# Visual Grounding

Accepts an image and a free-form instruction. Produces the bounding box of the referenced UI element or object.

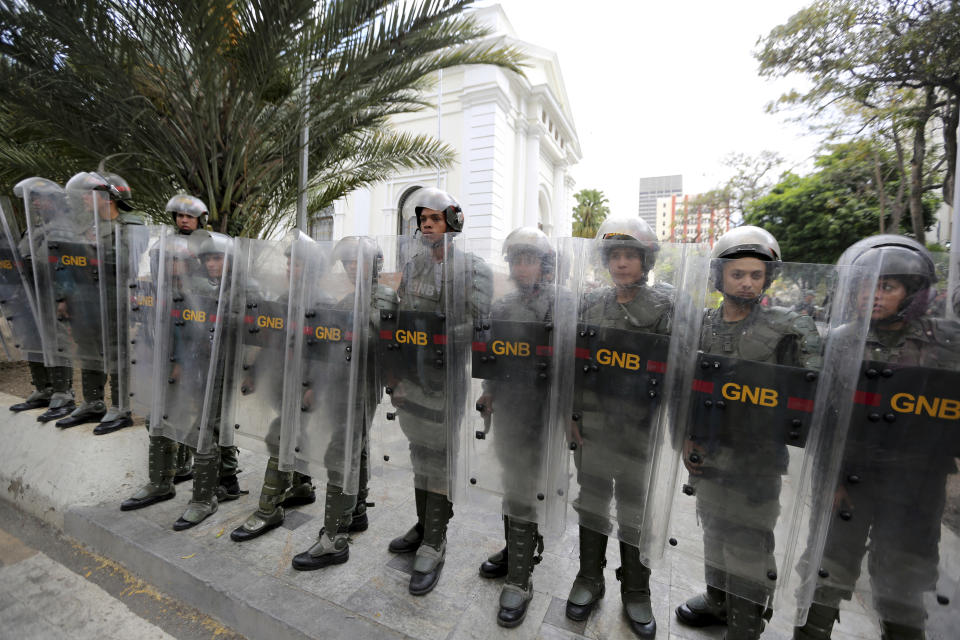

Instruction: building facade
[638,175,682,230]
[322,5,581,259]
[656,194,730,247]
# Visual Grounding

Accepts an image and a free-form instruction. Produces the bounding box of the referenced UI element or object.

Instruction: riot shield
[282,234,371,495]
[17,178,71,368]
[565,241,698,556]
[373,234,488,500]
[0,196,45,364]
[455,234,574,535]
[150,230,231,453]
[34,177,110,371]
[662,259,873,618]
[118,224,165,419]
[220,236,293,459]
[793,248,960,633]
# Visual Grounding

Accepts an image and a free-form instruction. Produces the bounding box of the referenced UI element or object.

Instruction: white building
[322,4,581,257]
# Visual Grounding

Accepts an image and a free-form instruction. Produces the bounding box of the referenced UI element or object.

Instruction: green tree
[571,188,609,238]
[756,0,960,245]
[744,140,935,264]
[0,0,523,237]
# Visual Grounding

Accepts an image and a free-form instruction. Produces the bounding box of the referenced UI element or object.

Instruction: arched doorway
[396,185,423,236]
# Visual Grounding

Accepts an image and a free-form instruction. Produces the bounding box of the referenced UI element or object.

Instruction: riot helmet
[710,226,781,299]
[594,217,659,285]
[14,177,64,223]
[333,235,383,279]
[100,172,134,211]
[65,171,126,219]
[503,226,555,288]
[408,187,464,233]
[196,232,230,281]
[838,234,937,325]
[165,194,208,231]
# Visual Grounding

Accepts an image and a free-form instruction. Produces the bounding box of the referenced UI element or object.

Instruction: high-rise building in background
[656,194,730,247]
[638,175,682,228]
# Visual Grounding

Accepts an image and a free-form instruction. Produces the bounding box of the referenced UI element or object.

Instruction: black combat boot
[479,516,510,579]
[56,369,106,428]
[348,439,371,532]
[565,526,608,621]
[11,363,51,411]
[409,491,452,595]
[497,518,543,628]
[724,595,766,640]
[793,601,839,639]
[121,436,177,510]
[676,584,728,627]
[617,541,655,638]
[173,445,194,483]
[879,620,925,640]
[388,487,427,553]
[36,366,74,422]
[292,484,355,571]
[231,456,290,541]
[174,448,220,530]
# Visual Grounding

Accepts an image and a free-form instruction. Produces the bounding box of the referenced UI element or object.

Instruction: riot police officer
[54,172,145,433]
[794,236,960,640]
[291,236,398,570]
[230,234,321,542]
[172,232,242,530]
[121,195,214,511]
[472,226,571,626]
[560,218,670,638]
[9,178,75,420]
[675,226,822,640]
[385,187,492,596]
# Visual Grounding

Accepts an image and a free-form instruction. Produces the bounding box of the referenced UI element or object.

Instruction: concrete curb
[64,504,405,640]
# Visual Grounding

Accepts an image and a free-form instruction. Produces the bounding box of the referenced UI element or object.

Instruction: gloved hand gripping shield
[118,224,166,418]
[220,235,296,458]
[457,232,575,535]
[374,234,489,499]
[661,257,874,621]
[0,195,46,364]
[149,230,231,453]
[281,233,371,494]
[790,242,960,632]
[566,238,697,557]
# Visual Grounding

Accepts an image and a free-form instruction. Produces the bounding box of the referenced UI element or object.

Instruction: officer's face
[287,257,304,281]
[419,208,448,240]
[203,253,224,279]
[342,259,358,284]
[607,247,645,286]
[869,277,908,321]
[509,252,542,289]
[721,257,766,299]
[176,212,199,233]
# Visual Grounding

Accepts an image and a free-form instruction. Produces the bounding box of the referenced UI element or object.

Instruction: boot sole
[120,491,175,511]
[291,550,349,571]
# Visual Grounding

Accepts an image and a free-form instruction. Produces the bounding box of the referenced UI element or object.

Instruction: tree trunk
[909,87,936,244]
[942,91,959,211]
[889,123,907,234]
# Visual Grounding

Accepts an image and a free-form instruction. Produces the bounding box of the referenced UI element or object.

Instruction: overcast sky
[478,0,820,215]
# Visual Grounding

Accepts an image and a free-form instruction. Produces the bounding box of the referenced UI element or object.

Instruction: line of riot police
[2,179,958,640]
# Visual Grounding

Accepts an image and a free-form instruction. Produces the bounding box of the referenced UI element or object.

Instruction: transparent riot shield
[150,230,231,453]
[37,179,109,370]
[793,250,960,634]
[0,196,45,364]
[565,241,697,556]
[662,259,873,619]
[18,178,71,367]
[373,234,488,500]
[220,236,293,459]
[118,224,165,419]
[283,234,371,495]
[456,234,574,535]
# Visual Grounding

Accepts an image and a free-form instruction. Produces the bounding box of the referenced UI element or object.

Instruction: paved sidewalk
[1,390,954,639]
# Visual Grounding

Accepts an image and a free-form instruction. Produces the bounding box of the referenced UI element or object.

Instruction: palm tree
[571,188,610,238]
[0,0,523,237]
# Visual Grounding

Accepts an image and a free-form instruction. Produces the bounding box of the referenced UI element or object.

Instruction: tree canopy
[571,188,609,238]
[756,0,960,244]
[0,0,523,237]
[744,140,936,264]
